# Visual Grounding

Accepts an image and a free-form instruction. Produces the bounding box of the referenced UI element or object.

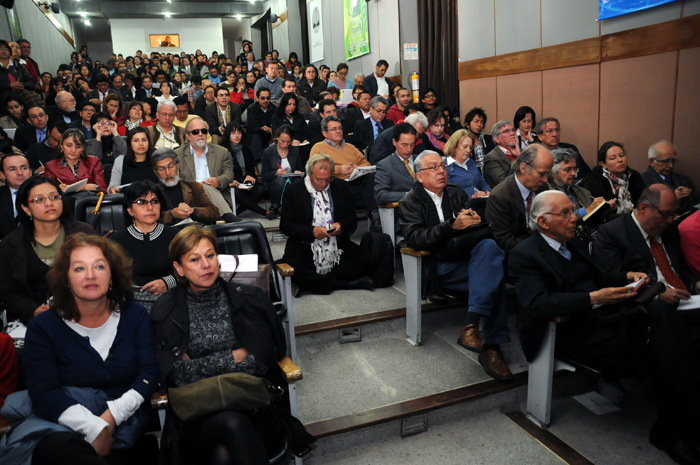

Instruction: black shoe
[650,424,700,465]
[222,213,242,223]
[347,276,374,290]
[265,209,279,220]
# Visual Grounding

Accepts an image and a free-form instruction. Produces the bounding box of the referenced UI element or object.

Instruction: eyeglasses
[312,176,332,185]
[418,163,447,172]
[652,158,679,165]
[189,128,208,135]
[217,93,229,98]
[544,208,575,219]
[498,128,515,135]
[28,194,62,204]
[373,108,387,114]
[528,165,551,178]
[424,94,436,99]
[133,198,160,206]
[543,128,560,134]
[560,167,579,174]
[648,203,675,219]
[258,96,270,100]
[325,126,343,132]
[155,162,178,173]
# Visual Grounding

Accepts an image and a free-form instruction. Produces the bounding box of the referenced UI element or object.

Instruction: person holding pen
[261,125,303,218]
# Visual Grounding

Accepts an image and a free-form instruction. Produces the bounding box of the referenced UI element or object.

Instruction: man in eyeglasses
[483,120,521,188]
[485,144,553,253]
[204,86,242,140]
[152,148,229,225]
[548,148,609,224]
[175,117,235,210]
[642,140,700,215]
[535,117,591,178]
[593,184,700,463]
[398,150,512,381]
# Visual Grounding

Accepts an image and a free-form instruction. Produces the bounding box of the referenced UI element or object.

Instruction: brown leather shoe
[479,348,513,381]
[457,324,482,353]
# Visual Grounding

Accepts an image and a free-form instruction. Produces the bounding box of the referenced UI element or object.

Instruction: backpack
[360,231,395,288]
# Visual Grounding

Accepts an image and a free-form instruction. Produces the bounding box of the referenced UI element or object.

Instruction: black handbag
[442,222,494,260]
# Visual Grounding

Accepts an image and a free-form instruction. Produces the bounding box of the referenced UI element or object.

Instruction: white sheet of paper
[236,254,259,272]
[8,323,27,339]
[173,217,194,227]
[677,295,700,311]
[218,254,239,272]
[573,391,621,415]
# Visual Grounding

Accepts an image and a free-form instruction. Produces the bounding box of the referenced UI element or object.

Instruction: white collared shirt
[191,144,210,182]
[424,187,445,222]
[375,74,389,96]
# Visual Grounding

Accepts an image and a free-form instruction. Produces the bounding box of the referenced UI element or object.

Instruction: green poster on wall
[343,0,370,60]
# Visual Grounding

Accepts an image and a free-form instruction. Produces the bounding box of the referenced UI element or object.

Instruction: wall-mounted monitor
[149,34,180,48]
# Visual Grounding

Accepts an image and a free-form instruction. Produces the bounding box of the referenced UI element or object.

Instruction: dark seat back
[74,194,129,235]
[206,221,282,302]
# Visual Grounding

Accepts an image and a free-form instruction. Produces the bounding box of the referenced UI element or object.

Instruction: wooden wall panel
[542,65,601,168]
[495,72,542,130]
[599,52,677,172]
[459,78,497,127]
[673,47,700,183]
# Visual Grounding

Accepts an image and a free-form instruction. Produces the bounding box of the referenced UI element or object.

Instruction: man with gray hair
[483,120,521,188]
[146,100,186,149]
[642,140,700,214]
[280,153,374,294]
[46,91,79,124]
[548,148,609,226]
[310,115,380,230]
[485,144,553,253]
[151,148,224,225]
[349,95,394,153]
[398,150,512,380]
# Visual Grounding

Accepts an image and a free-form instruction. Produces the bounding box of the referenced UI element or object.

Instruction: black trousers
[32,432,157,465]
[346,173,377,216]
[284,241,369,294]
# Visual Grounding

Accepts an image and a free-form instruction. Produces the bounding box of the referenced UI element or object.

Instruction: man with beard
[46,91,79,124]
[152,148,223,225]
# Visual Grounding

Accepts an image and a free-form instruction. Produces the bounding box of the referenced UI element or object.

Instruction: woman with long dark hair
[0,176,94,324]
[108,127,158,192]
[270,93,308,145]
[513,105,537,149]
[261,125,304,216]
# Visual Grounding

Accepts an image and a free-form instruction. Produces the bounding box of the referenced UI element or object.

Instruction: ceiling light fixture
[235,14,242,20]
[164,12,171,18]
[79,11,86,17]
[84,19,90,25]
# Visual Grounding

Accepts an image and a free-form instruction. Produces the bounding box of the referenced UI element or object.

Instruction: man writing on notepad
[310,115,380,231]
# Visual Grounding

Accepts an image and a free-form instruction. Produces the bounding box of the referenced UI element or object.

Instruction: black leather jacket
[398,183,470,255]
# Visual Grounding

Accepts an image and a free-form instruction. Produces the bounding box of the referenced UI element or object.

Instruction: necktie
[404,158,415,178]
[374,122,381,140]
[526,191,533,228]
[37,129,46,143]
[648,237,687,291]
[558,243,571,261]
[11,190,17,218]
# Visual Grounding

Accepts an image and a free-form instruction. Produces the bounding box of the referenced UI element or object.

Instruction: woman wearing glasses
[110,181,179,299]
[581,141,644,215]
[0,176,94,324]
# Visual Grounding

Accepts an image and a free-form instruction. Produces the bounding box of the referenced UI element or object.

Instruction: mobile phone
[630,277,648,293]
[326,228,336,234]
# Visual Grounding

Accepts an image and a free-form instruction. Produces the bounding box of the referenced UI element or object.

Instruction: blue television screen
[599,0,678,20]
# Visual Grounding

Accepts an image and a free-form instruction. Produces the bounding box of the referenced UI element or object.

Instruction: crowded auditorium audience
[0,37,698,465]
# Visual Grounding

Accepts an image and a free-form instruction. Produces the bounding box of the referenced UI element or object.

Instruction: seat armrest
[278,356,303,382]
[400,247,430,258]
[276,263,295,277]
[379,202,399,209]
[0,416,11,435]
[552,316,569,323]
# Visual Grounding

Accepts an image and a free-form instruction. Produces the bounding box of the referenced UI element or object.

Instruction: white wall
[110,18,224,57]
[0,1,76,73]
[313,0,400,79]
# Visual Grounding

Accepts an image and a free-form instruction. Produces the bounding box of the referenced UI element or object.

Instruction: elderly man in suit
[591,184,700,464]
[483,120,521,188]
[146,100,186,150]
[174,116,236,214]
[280,153,373,295]
[398,151,512,380]
[485,144,553,254]
[374,123,417,206]
[642,140,700,215]
[509,190,700,465]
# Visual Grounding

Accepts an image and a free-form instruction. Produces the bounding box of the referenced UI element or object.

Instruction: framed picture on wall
[149,34,180,48]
